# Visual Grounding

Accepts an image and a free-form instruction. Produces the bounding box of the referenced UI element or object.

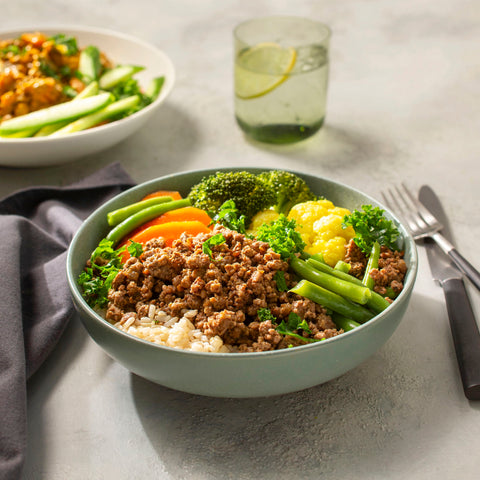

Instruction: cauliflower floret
[247,209,280,236]
[288,200,355,266]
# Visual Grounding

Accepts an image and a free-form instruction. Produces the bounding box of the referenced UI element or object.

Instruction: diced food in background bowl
[0,26,175,167]
[0,31,164,137]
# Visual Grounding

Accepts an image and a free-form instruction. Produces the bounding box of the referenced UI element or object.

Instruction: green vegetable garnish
[274,270,288,292]
[50,34,79,55]
[108,77,151,115]
[257,308,277,323]
[202,233,226,258]
[78,238,142,308]
[256,215,306,260]
[126,240,144,258]
[342,205,400,254]
[213,199,248,235]
[39,59,59,79]
[276,312,320,343]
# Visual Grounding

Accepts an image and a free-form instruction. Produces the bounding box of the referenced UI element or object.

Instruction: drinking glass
[234,16,331,144]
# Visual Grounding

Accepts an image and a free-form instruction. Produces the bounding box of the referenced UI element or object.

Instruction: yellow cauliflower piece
[288,200,355,266]
[247,209,280,236]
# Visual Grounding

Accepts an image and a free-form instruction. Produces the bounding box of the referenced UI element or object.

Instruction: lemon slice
[235,42,297,99]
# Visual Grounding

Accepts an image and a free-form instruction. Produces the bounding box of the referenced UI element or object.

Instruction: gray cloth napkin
[0,163,135,480]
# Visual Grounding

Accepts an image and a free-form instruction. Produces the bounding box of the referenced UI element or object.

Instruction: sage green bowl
[66,167,418,398]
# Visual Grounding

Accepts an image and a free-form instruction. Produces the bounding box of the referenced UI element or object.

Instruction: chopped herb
[108,77,151,115]
[276,312,321,343]
[50,33,79,55]
[256,215,306,260]
[213,199,248,235]
[257,308,277,323]
[202,233,226,258]
[78,238,128,308]
[62,85,78,98]
[39,59,59,79]
[127,240,144,258]
[342,205,400,254]
[274,270,288,292]
[59,65,72,77]
[1,45,22,55]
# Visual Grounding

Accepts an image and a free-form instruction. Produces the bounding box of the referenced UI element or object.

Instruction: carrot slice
[119,206,212,244]
[141,190,182,201]
[119,220,211,262]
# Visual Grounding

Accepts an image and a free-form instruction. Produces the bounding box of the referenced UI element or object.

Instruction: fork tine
[381,185,426,239]
[394,184,431,231]
[400,183,442,228]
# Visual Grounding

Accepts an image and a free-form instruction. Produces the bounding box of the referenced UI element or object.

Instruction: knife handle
[448,249,480,291]
[443,277,480,400]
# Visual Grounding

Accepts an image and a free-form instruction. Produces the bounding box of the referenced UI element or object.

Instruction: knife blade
[419,185,480,400]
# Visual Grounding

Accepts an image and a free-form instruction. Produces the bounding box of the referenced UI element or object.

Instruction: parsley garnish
[202,233,226,258]
[256,215,306,260]
[342,205,400,254]
[256,309,322,344]
[50,34,79,55]
[78,238,142,308]
[257,308,277,322]
[276,312,321,343]
[212,199,248,235]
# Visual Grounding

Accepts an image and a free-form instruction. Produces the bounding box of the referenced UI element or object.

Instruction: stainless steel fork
[382,183,480,291]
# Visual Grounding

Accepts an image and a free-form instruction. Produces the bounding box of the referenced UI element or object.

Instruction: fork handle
[443,277,480,400]
[448,249,480,291]
[432,232,480,291]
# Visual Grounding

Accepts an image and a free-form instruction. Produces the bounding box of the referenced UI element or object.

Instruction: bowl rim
[0,24,175,143]
[67,166,418,359]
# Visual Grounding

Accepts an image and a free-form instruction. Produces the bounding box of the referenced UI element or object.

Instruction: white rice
[113,307,232,353]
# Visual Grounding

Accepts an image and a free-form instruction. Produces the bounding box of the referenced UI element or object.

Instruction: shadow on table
[130,291,470,479]
[241,123,389,173]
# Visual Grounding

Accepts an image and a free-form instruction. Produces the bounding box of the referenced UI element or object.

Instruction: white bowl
[0,25,175,168]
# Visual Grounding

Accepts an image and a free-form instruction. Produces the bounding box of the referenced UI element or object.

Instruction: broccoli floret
[188,171,276,224]
[258,170,317,215]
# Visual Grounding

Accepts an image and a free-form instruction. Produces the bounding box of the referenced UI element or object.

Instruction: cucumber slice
[34,82,100,137]
[99,65,144,90]
[0,92,112,134]
[51,95,140,136]
[78,46,101,82]
[0,128,37,138]
[145,76,165,101]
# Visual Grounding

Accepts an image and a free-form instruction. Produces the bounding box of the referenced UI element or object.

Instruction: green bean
[307,258,364,286]
[334,260,351,273]
[290,257,371,305]
[290,280,375,324]
[331,313,361,332]
[307,257,389,313]
[363,241,380,290]
[107,196,173,226]
[106,198,191,245]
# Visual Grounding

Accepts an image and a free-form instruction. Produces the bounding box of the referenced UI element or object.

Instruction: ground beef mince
[344,239,367,278]
[344,239,407,300]
[369,246,407,298]
[105,225,340,352]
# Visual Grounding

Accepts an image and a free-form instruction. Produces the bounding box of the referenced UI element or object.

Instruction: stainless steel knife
[419,185,480,400]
